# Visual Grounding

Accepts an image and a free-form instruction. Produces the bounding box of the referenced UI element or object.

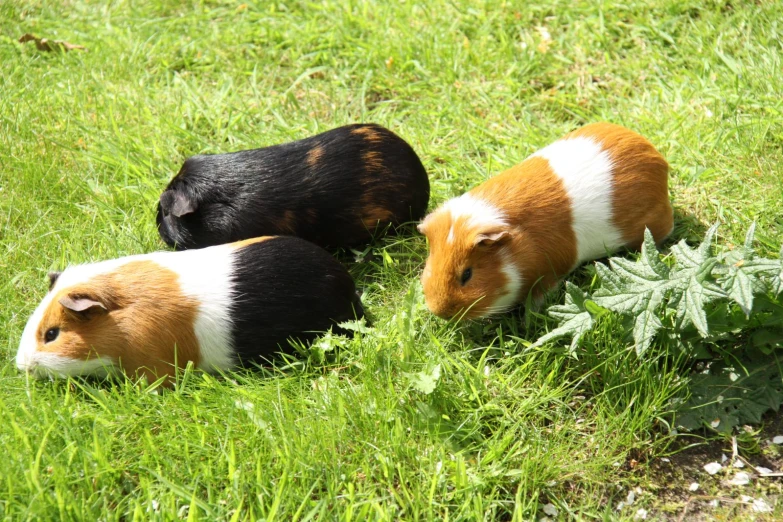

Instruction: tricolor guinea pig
[157,123,430,250]
[16,236,363,382]
[418,122,673,319]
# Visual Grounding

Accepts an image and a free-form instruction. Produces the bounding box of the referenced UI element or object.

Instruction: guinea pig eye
[460,268,473,286]
[44,327,60,343]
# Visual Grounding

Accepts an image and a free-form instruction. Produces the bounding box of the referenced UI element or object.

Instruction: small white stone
[733,459,745,468]
[688,482,699,492]
[729,372,739,382]
[704,462,722,475]
[543,504,558,517]
[740,495,753,503]
[711,418,721,428]
[756,466,774,474]
[661,457,670,463]
[728,471,751,486]
[615,501,625,512]
[772,435,783,444]
[634,508,648,520]
[752,498,773,513]
[626,490,635,505]
[716,395,724,403]
[709,499,720,507]
[721,453,728,463]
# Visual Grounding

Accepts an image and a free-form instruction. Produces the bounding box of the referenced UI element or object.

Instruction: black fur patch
[228,236,364,363]
[157,124,430,250]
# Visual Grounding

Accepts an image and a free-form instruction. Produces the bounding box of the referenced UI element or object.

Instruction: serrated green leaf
[698,222,719,258]
[633,310,663,356]
[642,227,670,279]
[725,267,754,316]
[594,262,622,293]
[338,318,372,334]
[531,282,594,352]
[744,221,757,251]
[677,358,783,433]
[409,364,441,395]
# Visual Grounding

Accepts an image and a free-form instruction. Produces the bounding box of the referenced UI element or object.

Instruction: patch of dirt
[647,412,783,520]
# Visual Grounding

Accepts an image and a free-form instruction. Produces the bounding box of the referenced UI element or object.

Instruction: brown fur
[351,126,382,142]
[231,236,274,249]
[568,122,672,247]
[306,145,324,167]
[362,150,385,173]
[361,207,395,230]
[35,260,200,382]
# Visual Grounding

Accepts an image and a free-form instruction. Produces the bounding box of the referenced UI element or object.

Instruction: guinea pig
[157,123,430,250]
[418,122,673,320]
[16,236,364,382]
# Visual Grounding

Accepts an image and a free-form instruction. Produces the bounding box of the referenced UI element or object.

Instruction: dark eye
[460,268,473,286]
[44,328,59,343]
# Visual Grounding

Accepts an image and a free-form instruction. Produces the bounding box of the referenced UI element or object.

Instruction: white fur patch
[447,225,455,244]
[531,136,625,263]
[152,247,236,372]
[442,193,507,231]
[485,253,523,315]
[18,353,116,378]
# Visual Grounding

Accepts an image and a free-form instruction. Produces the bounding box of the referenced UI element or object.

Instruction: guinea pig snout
[423,295,458,320]
[16,352,33,372]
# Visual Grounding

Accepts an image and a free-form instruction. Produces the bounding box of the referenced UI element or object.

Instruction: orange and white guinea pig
[16,236,363,382]
[418,122,673,319]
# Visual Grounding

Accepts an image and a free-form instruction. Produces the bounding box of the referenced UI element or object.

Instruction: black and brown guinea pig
[418,122,673,320]
[157,123,430,250]
[16,236,363,383]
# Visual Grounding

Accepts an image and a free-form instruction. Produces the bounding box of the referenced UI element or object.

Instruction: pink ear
[163,191,197,218]
[59,295,107,317]
[475,230,510,247]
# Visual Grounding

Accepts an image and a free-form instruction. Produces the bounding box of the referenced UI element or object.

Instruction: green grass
[1,0,782,519]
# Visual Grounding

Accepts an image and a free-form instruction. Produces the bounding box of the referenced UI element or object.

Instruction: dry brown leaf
[18,33,86,52]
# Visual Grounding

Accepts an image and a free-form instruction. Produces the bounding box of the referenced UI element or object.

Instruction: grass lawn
[1,0,782,519]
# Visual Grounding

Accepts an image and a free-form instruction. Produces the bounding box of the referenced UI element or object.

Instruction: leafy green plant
[532,224,783,432]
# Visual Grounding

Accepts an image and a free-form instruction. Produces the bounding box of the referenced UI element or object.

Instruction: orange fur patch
[568,122,673,247]
[231,236,275,249]
[351,126,382,142]
[362,150,385,173]
[37,260,200,382]
[306,145,324,167]
[361,207,394,230]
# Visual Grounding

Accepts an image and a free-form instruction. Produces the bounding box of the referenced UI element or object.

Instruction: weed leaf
[531,282,593,352]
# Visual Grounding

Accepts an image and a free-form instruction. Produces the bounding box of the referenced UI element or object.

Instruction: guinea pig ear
[59,294,108,319]
[47,271,61,291]
[163,190,197,218]
[474,229,511,248]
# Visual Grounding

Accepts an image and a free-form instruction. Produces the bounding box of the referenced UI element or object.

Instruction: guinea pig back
[418,122,673,319]
[157,124,430,250]
[16,236,363,382]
